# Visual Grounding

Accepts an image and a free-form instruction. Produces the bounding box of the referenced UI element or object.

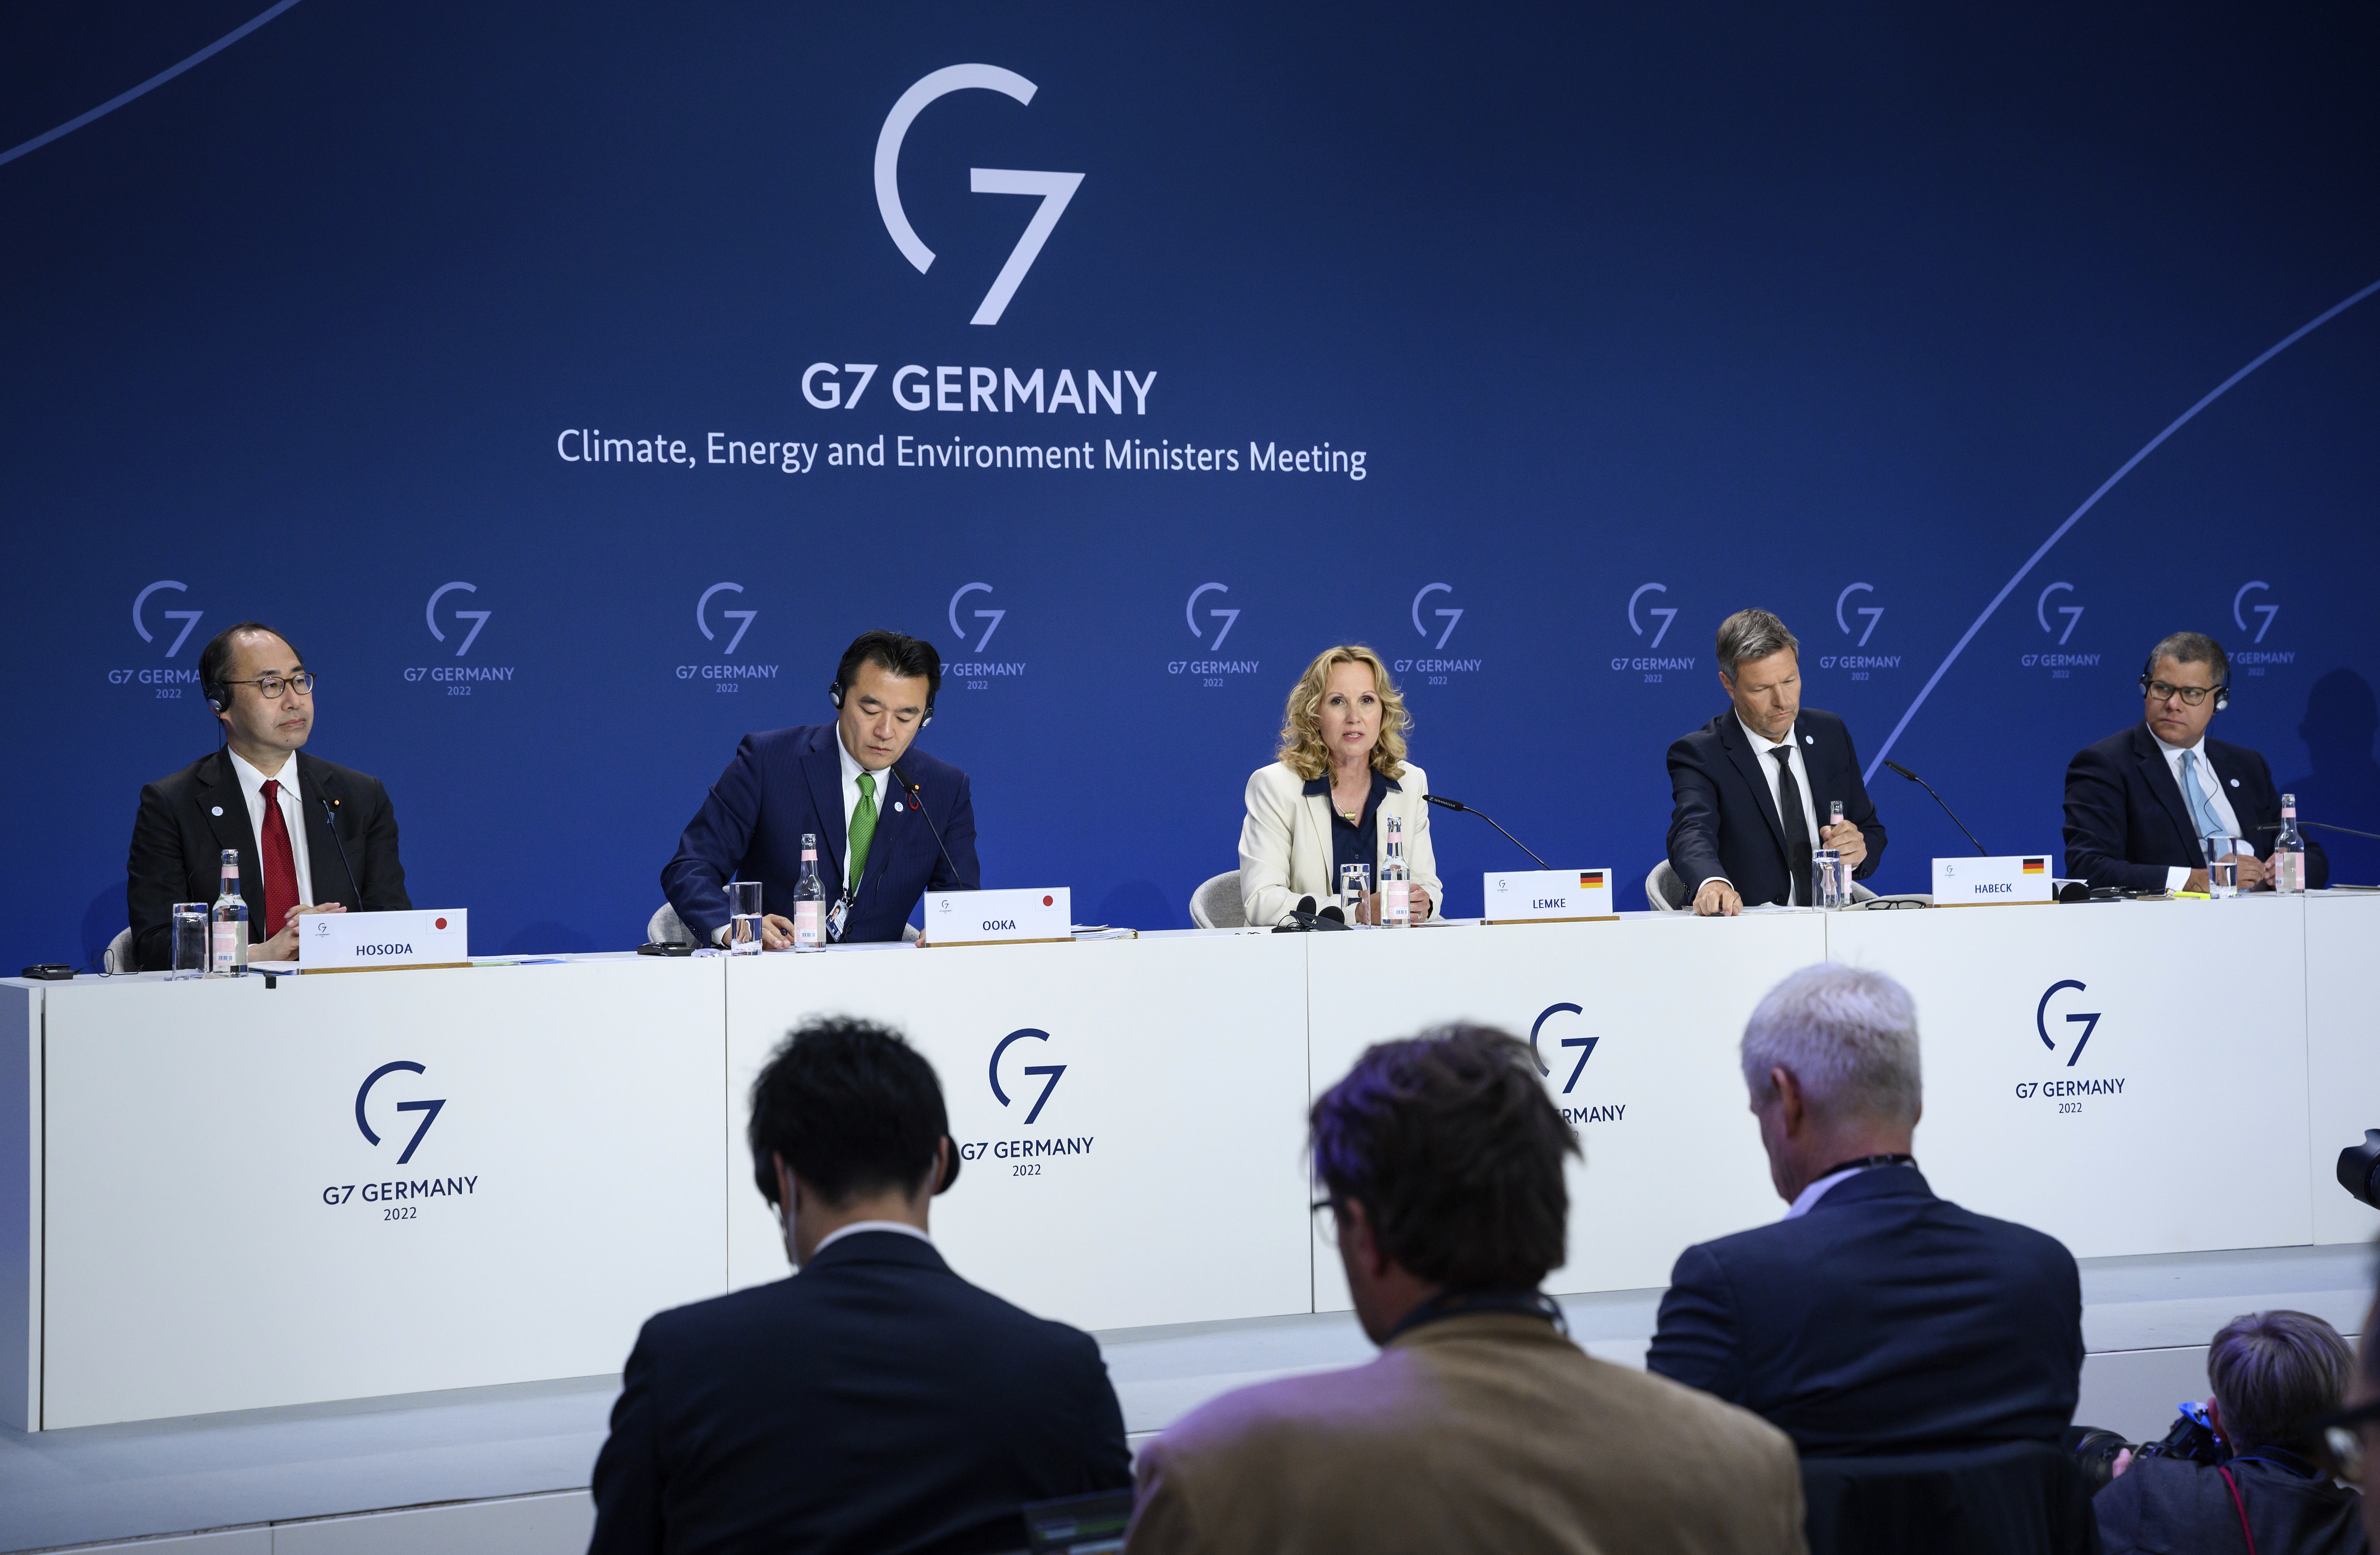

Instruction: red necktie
[259,779,302,937]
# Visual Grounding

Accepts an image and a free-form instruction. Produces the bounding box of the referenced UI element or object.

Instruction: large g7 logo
[989,1028,1066,1125]
[1527,1003,1597,1094]
[1186,582,1240,651]
[133,580,204,657]
[2035,980,2101,1068]
[949,582,1005,653]
[1627,583,1676,650]
[425,582,491,657]
[697,582,756,656]
[876,65,1083,327]
[1411,583,1462,650]
[355,1061,447,1164]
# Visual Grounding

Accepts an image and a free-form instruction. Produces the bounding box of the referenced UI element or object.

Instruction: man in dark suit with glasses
[125,621,410,968]
[2063,631,2328,892]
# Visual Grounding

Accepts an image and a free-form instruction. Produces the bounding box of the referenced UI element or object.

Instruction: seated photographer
[2096,1310,2368,1555]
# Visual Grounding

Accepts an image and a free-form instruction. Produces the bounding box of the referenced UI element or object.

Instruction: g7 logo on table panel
[1526,1003,1626,1126]
[960,1027,1094,1177]
[113,580,205,698]
[2013,980,2126,1114]
[321,1061,480,1218]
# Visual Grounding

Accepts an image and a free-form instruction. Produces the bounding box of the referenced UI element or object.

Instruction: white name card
[1482,869,1616,923]
[1931,856,2054,905]
[303,909,470,970]
[922,888,1073,946]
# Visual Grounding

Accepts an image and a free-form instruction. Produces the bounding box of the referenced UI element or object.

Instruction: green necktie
[848,772,878,893]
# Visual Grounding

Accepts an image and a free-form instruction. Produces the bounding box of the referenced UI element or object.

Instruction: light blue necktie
[2178,750,2226,844]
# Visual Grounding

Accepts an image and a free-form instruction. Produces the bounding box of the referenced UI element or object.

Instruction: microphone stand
[1880,761,1988,856]
[889,762,977,891]
[1422,794,1550,869]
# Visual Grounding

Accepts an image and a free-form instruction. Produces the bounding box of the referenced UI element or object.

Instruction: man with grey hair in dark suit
[1649,962,2084,1456]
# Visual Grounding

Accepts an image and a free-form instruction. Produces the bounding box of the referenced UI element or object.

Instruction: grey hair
[1740,963,1921,1125]
[2147,631,2230,689]
[1717,609,1801,681]
[2208,1310,2353,1452]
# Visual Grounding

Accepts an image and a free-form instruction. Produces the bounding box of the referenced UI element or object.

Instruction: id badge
[826,896,851,943]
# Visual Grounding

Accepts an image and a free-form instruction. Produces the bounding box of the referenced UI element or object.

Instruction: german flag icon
[1580,870,1606,888]
[2021,858,2047,874]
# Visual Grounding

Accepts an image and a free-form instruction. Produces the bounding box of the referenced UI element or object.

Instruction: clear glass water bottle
[794,833,827,951]
[210,849,248,976]
[2272,794,2306,894]
[1381,815,1412,927]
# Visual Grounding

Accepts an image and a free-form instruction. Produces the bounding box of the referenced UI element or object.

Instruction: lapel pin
[211,805,223,816]
[1804,735,1815,745]
[894,801,905,813]
[2229,778,2239,787]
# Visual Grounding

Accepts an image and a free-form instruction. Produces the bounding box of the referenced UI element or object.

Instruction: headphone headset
[2139,656,2228,713]
[204,677,232,715]
[828,675,935,727]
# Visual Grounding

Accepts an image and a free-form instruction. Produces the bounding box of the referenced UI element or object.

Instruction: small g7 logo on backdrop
[1628,583,1676,650]
[2036,582,2082,645]
[1527,1002,1597,1094]
[2233,581,2278,643]
[949,582,1006,653]
[1836,582,1881,647]
[1186,582,1239,650]
[697,582,756,656]
[2035,980,2100,1068]
[876,65,1083,326]
[1412,583,1462,650]
[355,1061,447,1164]
[425,582,491,657]
[989,1028,1066,1124]
[133,580,204,657]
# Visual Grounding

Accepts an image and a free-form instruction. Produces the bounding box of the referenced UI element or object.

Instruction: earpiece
[204,679,231,714]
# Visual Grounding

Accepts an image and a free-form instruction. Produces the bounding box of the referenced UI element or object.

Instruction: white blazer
[1238,759,1443,927]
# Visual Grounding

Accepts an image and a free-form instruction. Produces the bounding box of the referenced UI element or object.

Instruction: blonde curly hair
[1277,645,1411,782]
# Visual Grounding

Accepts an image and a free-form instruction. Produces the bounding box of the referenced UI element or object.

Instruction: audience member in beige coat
[1126,1025,1806,1555]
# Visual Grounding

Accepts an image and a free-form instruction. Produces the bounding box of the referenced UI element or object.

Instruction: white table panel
[1,983,35,1431]
[1827,898,2312,1260]
[725,932,1313,1332]
[1305,913,1829,1309]
[2307,892,2380,1245]
[39,958,726,1428]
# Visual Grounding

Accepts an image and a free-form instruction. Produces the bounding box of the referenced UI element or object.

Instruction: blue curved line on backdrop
[1864,274,2380,784]
[0,0,308,171]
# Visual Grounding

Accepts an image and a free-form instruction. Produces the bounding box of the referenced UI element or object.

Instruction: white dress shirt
[1707,714,1824,895]
[1783,1160,1913,1219]
[2150,727,2246,891]
[808,1220,933,1260]
[225,749,313,910]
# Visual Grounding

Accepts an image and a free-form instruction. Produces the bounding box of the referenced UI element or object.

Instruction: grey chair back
[1188,871,1246,929]
[648,902,692,946]
[104,927,135,974]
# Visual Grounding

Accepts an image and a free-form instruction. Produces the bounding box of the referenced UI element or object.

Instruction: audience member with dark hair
[2353,1286,2380,1549]
[2096,1310,2370,1555]
[1649,963,2085,1455]
[589,1017,1129,1555]
[1126,1024,1807,1555]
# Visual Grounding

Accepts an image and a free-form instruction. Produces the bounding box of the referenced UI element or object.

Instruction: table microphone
[2256,819,2380,841]
[888,762,976,890]
[1422,794,1550,869]
[318,796,364,904]
[1879,761,1988,856]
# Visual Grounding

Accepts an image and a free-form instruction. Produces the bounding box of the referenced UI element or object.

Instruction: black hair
[747,1016,954,1209]
[2147,631,2230,689]
[199,621,303,708]
[1310,1024,1578,1289]
[835,629,942,705]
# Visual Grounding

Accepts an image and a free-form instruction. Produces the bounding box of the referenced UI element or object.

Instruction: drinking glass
[727,880,764,954]
[2202,837,2242,899]
[169,903,209,979]
[1810,849,1847,910]
[1338,863,1371,924]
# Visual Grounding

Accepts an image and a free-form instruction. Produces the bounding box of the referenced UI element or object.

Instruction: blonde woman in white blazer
[1240,645,1442,927]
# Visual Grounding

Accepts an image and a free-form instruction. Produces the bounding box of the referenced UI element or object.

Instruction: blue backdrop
[7,0,2378,966]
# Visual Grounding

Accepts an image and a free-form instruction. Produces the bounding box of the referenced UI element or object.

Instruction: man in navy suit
[1647,963,2084,1456]
[589,1016,1131,1555]
[1666,609,1887,914]
[664,630,978,945]
[2064,631,2328,893]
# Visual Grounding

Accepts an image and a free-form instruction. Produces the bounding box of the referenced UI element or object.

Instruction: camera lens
[2340,1130,2380,1210]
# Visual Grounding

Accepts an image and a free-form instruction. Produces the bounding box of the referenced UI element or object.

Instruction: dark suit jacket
[1647,1167,2083,1458]
[127,749,410,970]
[588,1231,1131,1555]
[2094,1453,2370,1555]
[1667,707,1887,904]
[662,723,978,944]
[2063,722,2330,892]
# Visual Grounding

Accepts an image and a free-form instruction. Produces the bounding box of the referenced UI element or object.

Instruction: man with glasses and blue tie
[127,622,411,968]
[2063,631,2327,893]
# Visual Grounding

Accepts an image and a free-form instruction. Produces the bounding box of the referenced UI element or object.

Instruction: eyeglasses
[222,672,317,699]
[1310,1196,1343,1247]
[2144,679,2223,707]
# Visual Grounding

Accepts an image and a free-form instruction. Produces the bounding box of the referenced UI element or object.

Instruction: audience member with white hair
[2095,1310,2370,1555]
[1647,962,2085,1455]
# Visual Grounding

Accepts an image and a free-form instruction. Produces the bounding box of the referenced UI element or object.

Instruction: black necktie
[1772,747,1811,906]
